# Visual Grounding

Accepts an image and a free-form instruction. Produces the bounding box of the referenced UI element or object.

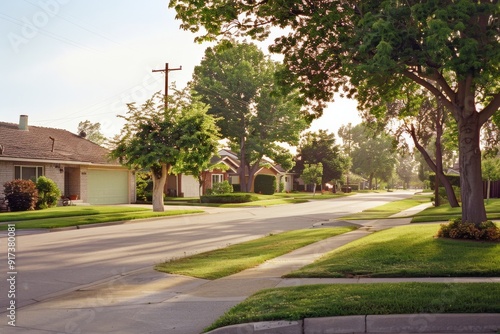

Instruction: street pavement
[0,192,498,333]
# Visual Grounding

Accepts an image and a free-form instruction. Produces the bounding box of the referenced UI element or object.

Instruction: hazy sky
[1,0,360,140]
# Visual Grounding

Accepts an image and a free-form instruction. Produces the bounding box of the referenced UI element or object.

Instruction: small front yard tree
[111,91,221,212]
[301,163,323,196]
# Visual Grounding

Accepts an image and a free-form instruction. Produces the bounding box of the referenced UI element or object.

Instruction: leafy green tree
[389,90,459,206]
[111,91,221,212]
[77,120,107,146]
[191,40,307,192]
[396,155,417,190]
[349,124,397,189]
[170,0,499,225]
[295,130,348,188]
[301,163,323,196]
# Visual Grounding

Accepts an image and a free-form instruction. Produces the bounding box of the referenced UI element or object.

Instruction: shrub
[200,193,258,203]
[206,181,233,195]
[437,218,500,242]
[4,179,38,211]
[36,176,61,209]
[136,171,153,202]
[254,174,275,195]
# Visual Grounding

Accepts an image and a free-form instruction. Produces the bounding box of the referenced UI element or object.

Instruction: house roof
[0,121,118,166]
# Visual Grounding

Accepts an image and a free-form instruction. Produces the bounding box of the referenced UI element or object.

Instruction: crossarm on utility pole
[152,63,182,105]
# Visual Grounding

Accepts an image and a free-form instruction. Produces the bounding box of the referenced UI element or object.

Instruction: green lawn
[340,194,432,220]
[155,227,356,280]
[206,283,500,331]
[0,206,203,229]
[286,224,500,278]
[165,192,353,208]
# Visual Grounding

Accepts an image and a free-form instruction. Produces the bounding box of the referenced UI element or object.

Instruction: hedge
[254,174,275,195]
[200,193,258,203]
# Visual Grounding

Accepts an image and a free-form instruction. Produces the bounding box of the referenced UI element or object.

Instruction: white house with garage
[0,115,135,205]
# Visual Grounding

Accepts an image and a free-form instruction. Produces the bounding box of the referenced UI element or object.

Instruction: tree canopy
[111,91,221,211]
[295,130,348,187]
[171,0,500,224]
[191,40,308,192]
[77,120,107,146]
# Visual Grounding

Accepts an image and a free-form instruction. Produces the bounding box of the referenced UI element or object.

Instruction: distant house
[165,149,295,197]
[0,115,135,205]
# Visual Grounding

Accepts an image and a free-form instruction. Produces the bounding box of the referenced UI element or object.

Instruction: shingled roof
[0,120,118,165]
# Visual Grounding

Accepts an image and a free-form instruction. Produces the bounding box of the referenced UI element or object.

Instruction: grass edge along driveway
[0,206,203,229]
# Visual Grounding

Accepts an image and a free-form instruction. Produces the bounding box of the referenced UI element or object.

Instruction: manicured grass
[155,227,356,280]
[0,206,151,222]
[286,224,500,278]
[411,198,500,223]
[0,206,203,229]
[340,194,432,220]
[206,283,500,331]
[166,192,352,207]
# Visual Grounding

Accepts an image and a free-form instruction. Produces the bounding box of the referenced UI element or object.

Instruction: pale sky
[1,0,361,141]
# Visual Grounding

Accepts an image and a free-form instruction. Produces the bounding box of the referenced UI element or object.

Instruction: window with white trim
[15,166,44,181]
[211,174,223,186]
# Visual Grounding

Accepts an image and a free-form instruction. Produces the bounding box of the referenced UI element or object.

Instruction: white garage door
[88,170,129,204]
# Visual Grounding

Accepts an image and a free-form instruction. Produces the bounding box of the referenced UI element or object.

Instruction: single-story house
[0,115,135,205]
[165,149,295,197]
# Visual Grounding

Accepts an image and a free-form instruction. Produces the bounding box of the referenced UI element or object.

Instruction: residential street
[0,191,416,333]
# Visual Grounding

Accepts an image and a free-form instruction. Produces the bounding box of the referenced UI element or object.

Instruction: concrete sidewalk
[2,205,498,334]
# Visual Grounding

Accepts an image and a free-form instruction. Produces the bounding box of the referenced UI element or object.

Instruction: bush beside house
[36,176,61,209]
[254,175,276,195]
[4,179,38,211]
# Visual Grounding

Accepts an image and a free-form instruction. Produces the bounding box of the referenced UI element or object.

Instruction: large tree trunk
[239,137,248,192]
[458,113,486,224]
[151,164,168,212]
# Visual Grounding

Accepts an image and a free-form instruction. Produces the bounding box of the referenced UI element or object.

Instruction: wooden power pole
[152,63,182,104]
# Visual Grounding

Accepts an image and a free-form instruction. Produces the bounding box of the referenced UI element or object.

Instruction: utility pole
[152,63,182,105]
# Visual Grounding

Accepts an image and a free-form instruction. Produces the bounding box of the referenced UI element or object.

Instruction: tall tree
[396,155,417,190]
[191,40,308,192]
[170,0,500,224]
[77,120,107,146]
[387,89,460,207]
[111,91,221,212]
[349,123,397,189]
[295,130,348,189]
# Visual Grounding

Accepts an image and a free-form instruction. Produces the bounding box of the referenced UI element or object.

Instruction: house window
[15,166,44,181]
[212,174,223,186]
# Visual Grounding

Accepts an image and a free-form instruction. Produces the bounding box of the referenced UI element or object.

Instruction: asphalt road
[0,190,417,329]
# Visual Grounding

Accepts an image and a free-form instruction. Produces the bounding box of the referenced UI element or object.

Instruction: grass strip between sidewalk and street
[205,282,500,332]
[339,193,431,220]
[155,227,356,280]
[0,206,203,229]
[286,224,500,278]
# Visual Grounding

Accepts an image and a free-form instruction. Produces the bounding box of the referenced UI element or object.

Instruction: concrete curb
[206,314,500,333]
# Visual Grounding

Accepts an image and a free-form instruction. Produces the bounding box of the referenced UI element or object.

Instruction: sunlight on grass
[0,208,203,229]
[206,283,500,331]
[155,227,356,280]
[286,224,500,278]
